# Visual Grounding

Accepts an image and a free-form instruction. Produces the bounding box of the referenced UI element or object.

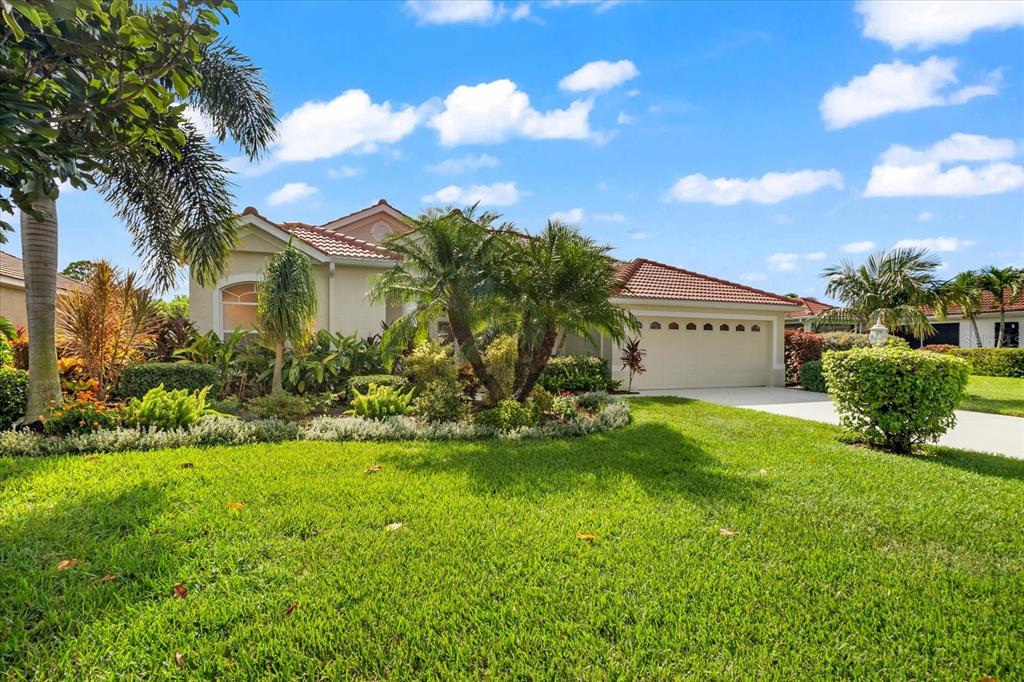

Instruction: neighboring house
[0,251,83,329]
[784,296,836,331]
[190,201,802,390]
[915,292,1024,348]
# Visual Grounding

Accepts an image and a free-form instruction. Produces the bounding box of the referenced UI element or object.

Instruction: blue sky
[6,0,1024,299]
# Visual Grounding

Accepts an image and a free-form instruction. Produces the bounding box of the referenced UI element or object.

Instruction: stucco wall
[956,314,1024,347]
[0,283,26,328]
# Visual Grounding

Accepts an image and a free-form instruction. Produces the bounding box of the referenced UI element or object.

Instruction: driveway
[638,387,1024,460]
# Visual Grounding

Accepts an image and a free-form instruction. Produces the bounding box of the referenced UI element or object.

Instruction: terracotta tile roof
[614,258,800,307]
[785,296,835,319]
[1,251,85,290]
[925,290,1024,316]
[280,224,394,260]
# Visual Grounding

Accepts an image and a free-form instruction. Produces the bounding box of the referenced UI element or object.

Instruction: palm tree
[817,248,943,342]
[257,244,318,394]
[501,221,637,401]
[370,206,515,403]
[977,266,1024,347]
[936,270,984,348]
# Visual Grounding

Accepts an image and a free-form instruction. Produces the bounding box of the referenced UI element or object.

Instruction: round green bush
[0,367,28,430]
[822,348,969,454]
[0,336,13,368]
[538,355,614,393]
[115,362,220,400]
[798,360,826,393]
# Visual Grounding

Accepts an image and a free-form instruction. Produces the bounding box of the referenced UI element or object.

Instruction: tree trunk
[272,340,284,393]
[513,327,558,403]
[20,195,62,422]
[997,308,1006,347]
[447,312,501,405]
[969,315,983,348]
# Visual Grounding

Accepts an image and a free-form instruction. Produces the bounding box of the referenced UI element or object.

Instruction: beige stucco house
[190,200,804,390]
[1,251,83,329]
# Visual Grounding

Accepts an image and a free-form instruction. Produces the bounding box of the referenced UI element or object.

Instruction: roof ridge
[316,198,411,231]
[630,258,801,306]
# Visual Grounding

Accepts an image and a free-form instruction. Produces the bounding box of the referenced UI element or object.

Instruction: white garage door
[629,316,770,390]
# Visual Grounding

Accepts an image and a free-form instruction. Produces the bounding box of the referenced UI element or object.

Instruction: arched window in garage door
[649,321,661,329]
[668,322,679,330]
[719,324,730,331]
[703,323,713,331]
[736,324,745,331]
[686,322,696,330]
[751,324,761,332]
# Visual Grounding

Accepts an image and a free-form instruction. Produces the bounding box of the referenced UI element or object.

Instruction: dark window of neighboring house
[668,322,679,330]
[649,321,661,330]
[996,321,1020,348]
[703,323,713,331]
[751,325,761,332]
[719,324,729,331]
[926,322,960,347]
[686,322,697,330]
[736,324,745,332]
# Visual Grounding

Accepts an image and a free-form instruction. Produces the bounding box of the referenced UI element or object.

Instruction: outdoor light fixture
[868,315,889,347]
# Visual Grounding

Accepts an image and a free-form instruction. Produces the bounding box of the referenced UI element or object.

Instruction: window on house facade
[649,321,662,330]
[736,324,745,332]
[686,322,697,330]
[703,323,713,331]
[221,281,259,335]
[720,324,730,331]
[751,324,761,332]
[668,322,679,330]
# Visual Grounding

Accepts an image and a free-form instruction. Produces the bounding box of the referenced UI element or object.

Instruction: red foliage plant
[784,329,824,385]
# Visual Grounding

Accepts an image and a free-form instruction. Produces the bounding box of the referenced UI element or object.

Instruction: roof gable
[615,258,799,307]
[1,251,85,291]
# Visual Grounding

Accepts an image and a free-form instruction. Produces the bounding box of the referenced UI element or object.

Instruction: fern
[345,383,414,420]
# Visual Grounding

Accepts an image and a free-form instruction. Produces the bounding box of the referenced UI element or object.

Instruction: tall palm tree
[257,244,318,394]
[370,206,515,403]
[936,270,984,348]
[817,248,943,342]
[502,221,638,401]
[977,266,1024,347]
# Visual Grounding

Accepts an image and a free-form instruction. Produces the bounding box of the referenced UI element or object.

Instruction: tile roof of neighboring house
[785,296,835,319]
[0,251,85,290]
[614,258,800,307]
[925,290,1024,316]
[239,207,394,260]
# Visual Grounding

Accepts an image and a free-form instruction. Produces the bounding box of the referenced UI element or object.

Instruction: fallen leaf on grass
[757,468,768,476]
[84,455,101,462]
[180,462,194,469]
[365,464,383,474]
[719,528,739,537]
[284,603,297,617]
[576,533,596,542]
[386,522,403,531]
[56,559,78,570]
[174,652,185,669]
[172,583,188,599]
[97,574,118,584]
[225,501,245,511]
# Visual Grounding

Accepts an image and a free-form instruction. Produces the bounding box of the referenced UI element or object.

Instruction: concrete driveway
[638,387,1024,460]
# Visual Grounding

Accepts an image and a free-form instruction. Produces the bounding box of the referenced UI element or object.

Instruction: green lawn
[961,375,1024,417]
[1,399,1022,679]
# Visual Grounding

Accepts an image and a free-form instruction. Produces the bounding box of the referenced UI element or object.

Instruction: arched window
[668,322,679,330]
[719,323,730,331]
[649,321,661,330]
[686,322,697,330]
[751,324,761,332]
[736,324,746,332]
[703,323,713,331]
[221,281,259,335]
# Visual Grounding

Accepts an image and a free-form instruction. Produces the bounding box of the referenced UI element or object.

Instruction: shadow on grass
[918,444,1024,481]
[382,422,763,505]
[960,397,1024,418]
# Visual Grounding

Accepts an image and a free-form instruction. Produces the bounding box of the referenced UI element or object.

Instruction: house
[0,251,83,329]
[784,296,835,331]
[189,201,802,390]
[915,292,1023,348]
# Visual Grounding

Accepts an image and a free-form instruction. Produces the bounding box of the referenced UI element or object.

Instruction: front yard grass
[961,375,1024,417]
[1,398,1021,678]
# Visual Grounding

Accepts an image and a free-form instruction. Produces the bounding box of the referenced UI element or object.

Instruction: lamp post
[868,314,889,347]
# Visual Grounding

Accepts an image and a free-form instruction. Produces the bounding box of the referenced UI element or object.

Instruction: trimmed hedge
[114,362,220,400]
[798,360,825,393]
[539,355,614,393]
[0,367,28,430]
[822,348,969,454]
[923,347,1024,378]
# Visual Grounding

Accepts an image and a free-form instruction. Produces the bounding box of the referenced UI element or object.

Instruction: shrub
[346,383,414,419]
[346,374,409,396]
[414,377,469,423]
[0,368,28,430]
[457,363,480,399]
[122,385,216,431]
[209,396,243,416]
[821,332,870,352]
[885,335,910,349]
[42,393,120,436]
[11,335,28,370]
[529,385,554,414]
[304,392,340,414]
[784,330,823,384]
[482,334,518,400]
[115,362,220,400]
[245,392,312,420]
[538,355,613,393]
[473,399,538,431]
[405,341,457,390]
[922,347,1024,378]
[551,394,579,422]
[922,344,958,353]
[0,335,12,368]
[576,391,612,410]
[822,348,969,453]
[798,360,826,393]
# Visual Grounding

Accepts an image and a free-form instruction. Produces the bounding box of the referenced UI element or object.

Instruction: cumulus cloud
[550,207,584,223]
[426,154,500,175]
[405,0,508,24]
[768,253,800,272]
[805,252,827,261]
[893,236,975,252]
[327,166,363,179]
[664,169,843,205]
[559,59,639,93]
[421,182,524,206]
[820,58,1000,129]
[616,112,634,125]
[183,105,216,138]
[841,240,876,254]
[864,133,1024,198]
[275,90,423,162]
[429,79,593,146]
[856,0,1024,50]
[268,182,318,206]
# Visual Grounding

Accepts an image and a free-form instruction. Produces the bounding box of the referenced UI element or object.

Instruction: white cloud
[664,169,843,205]
[550,207,584,223]
[593,212,627,222]
[626,89,640,97]
[429,79,593,146]
[226,155,279,177]
[917,211,934,222]
[545,0,625,13]
[768,253,800,272]
[183,105,216,138]
[327,166,363,179]
[841,240,876,254]
[276,90,423,162]
[559,59,639,93]
[421,182,523,206]
[628,230,648,240]
[864,133,1024,198]
[856,0,1024,50]
[804,251,827,261]
[739,272,767,282]
[425,154,500,175]
[268,182,318,206]
[405,0,501,24]
[892,236,975,252]
[616,112,634,125]
[819,58,1000,130]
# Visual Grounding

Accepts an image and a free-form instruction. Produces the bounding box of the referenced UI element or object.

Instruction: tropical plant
[42,392,120,436]
[346,383,414,419]
[245,392,312,421]
[413,377,469,423]
[149,313,196,362]
[2,1,276,421]
[817,248,943,340]
[936,270,984,348]
[538,355,615,393]
[258,243,319,394]
[55,261,159,401]
[0,315,15,341]
[480,334,518,401]
[122,384,217,431]
[0,367,28,430]
[404,340,458,391]
[976,266,1024,347]
[619,337,647,392]
[175,328,256,398]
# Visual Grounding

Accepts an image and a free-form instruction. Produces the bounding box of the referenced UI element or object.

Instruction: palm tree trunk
[272,340,284,393]
[513,327,559,403]
[447,313,501,405]
[969,315,982,348]
[20,195,62,422]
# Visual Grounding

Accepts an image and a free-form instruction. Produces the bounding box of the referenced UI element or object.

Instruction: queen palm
[3,4,277,420]
[817,248,943,341]
[936,270,984,348]
[258,244,318,394]
[977,266,1024,347]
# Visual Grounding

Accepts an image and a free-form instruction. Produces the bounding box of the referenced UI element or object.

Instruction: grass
[1,398,1022,679]
[961,375,1024,417]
